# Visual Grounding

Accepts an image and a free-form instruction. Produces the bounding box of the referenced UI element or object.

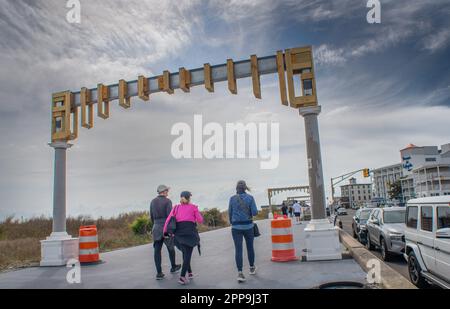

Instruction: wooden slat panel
[163,70,174,94]
[97,84,110,119]
[251,55,261,99]
[118,79,131,109]
[276,51,288,106]
[138,75,149,101]
[80,87,93,129]
[204,63,214,92]
[179,67,191,93]
[227,59,237,94]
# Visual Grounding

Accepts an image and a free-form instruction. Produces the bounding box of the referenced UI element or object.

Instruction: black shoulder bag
[236,195,260,237]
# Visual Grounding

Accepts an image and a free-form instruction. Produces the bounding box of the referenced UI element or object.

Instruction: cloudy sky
[0,0,449,219]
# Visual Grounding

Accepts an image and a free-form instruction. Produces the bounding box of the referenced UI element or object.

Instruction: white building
[372,143,450,202]
[401,143,450,197]
[372,163,403,201]
[340,178,372,208]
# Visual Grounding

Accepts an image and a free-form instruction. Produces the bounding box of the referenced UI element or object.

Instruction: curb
[338,228,416,289]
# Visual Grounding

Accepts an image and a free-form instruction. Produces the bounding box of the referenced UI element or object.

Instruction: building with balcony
[340,178,372,208]
[371,143,450,202]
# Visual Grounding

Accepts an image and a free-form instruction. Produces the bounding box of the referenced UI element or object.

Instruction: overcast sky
[0,0,449,219]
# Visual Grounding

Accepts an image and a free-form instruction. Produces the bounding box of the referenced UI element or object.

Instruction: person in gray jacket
[150,185,181,280]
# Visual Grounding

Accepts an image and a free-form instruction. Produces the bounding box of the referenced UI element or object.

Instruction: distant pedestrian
[150,185,181,280]
[292,201,301,224]
[164,191,203,285]
[281,202,288,217]
[288,205,294,218]
[228,180,258,283]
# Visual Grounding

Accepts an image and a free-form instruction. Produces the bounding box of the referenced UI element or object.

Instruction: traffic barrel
[271,217,298,262]
[79,225,100,263]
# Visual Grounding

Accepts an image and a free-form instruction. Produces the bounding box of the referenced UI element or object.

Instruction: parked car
[352,208,372,244]
[365,207,406,261]
[404,196,450,289]
[336,207,347,216]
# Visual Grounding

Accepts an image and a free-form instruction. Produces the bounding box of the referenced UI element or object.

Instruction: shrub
[130,214,152,235]
[201,208,227,227]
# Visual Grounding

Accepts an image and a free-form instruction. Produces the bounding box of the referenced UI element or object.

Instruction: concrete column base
[40,233,79,266]
[304,219,342,261]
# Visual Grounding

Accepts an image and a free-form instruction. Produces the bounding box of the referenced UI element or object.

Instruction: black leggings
[180,244,194,277]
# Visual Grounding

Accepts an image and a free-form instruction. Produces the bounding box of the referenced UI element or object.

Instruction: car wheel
[407,251,429,288]
[380,238,391,261]
[365,233,374,250]
[352,225,357,238]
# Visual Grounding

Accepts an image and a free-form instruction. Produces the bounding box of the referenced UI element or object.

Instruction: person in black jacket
[150,185,181,280]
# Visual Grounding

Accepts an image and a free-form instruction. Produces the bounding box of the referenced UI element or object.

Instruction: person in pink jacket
[163,191,203,285]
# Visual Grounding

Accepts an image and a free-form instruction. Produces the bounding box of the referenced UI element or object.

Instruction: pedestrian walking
[164,191,203,285]
[150,185,181,280]
[292,200,301,224]
[281,202,288,217]
[288,205,294,218]
[228,180,258,283]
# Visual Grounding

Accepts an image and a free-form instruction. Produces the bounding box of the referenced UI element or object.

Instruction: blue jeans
[231,228,255,272]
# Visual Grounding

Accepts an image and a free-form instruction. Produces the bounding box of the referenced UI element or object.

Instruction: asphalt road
[338,209,410,280]
[0,220,367,289]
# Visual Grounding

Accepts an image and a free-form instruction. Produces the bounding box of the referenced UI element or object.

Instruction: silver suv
[366,207,406,261]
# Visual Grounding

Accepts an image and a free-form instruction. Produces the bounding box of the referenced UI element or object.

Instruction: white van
[404,196,450,289]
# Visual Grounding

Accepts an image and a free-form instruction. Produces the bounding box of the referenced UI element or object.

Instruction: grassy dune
[0,208,269,271]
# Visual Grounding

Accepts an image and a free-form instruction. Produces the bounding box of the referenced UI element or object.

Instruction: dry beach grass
[0,208,271,271]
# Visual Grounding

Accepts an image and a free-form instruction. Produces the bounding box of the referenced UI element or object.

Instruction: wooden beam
[138,75,149,101]
[276,51,288,106]
[179,67,191,93]
[204,63,214,92]
[80,87,93,129]
[118,79,131,109]
[97,83,110,119]
[251,55,261,99]
[70,94,78,140]
[227,59,237,94]
[51,91,72,142]
[163,70,174,94]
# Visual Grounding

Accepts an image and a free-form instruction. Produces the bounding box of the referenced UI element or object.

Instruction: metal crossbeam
[71,55,278,106]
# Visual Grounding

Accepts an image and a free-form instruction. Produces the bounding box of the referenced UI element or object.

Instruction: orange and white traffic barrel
[79,225,100,263]
[271,217,298,262]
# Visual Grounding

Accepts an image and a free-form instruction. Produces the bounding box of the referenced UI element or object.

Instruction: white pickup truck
[404,196,450,289]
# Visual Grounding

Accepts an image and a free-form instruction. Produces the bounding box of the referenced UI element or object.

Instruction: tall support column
[300,106,341,261]
[40,141,79,266]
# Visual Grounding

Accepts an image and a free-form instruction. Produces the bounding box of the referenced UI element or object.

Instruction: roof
[407,196,450,204]
[400,143,419,151]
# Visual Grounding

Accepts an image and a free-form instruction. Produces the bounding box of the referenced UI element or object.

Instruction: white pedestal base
[40,232,79,266]
[304,219,342,261]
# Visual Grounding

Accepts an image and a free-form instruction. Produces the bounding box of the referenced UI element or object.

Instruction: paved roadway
[0,219,367,289]
[338,209,409,280]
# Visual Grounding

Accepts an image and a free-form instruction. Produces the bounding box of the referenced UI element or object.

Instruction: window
[384,210,406,224]
[437,206,450,230]
[421,206,433,232]
[406,206,418,228]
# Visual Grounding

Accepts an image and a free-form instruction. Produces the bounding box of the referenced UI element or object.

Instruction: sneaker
[156,273,165,280]
[188,272,194,279]
[178,276,189,285]
[249,265,257,275]
[237,272,246,283]
[170,264,181,274]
